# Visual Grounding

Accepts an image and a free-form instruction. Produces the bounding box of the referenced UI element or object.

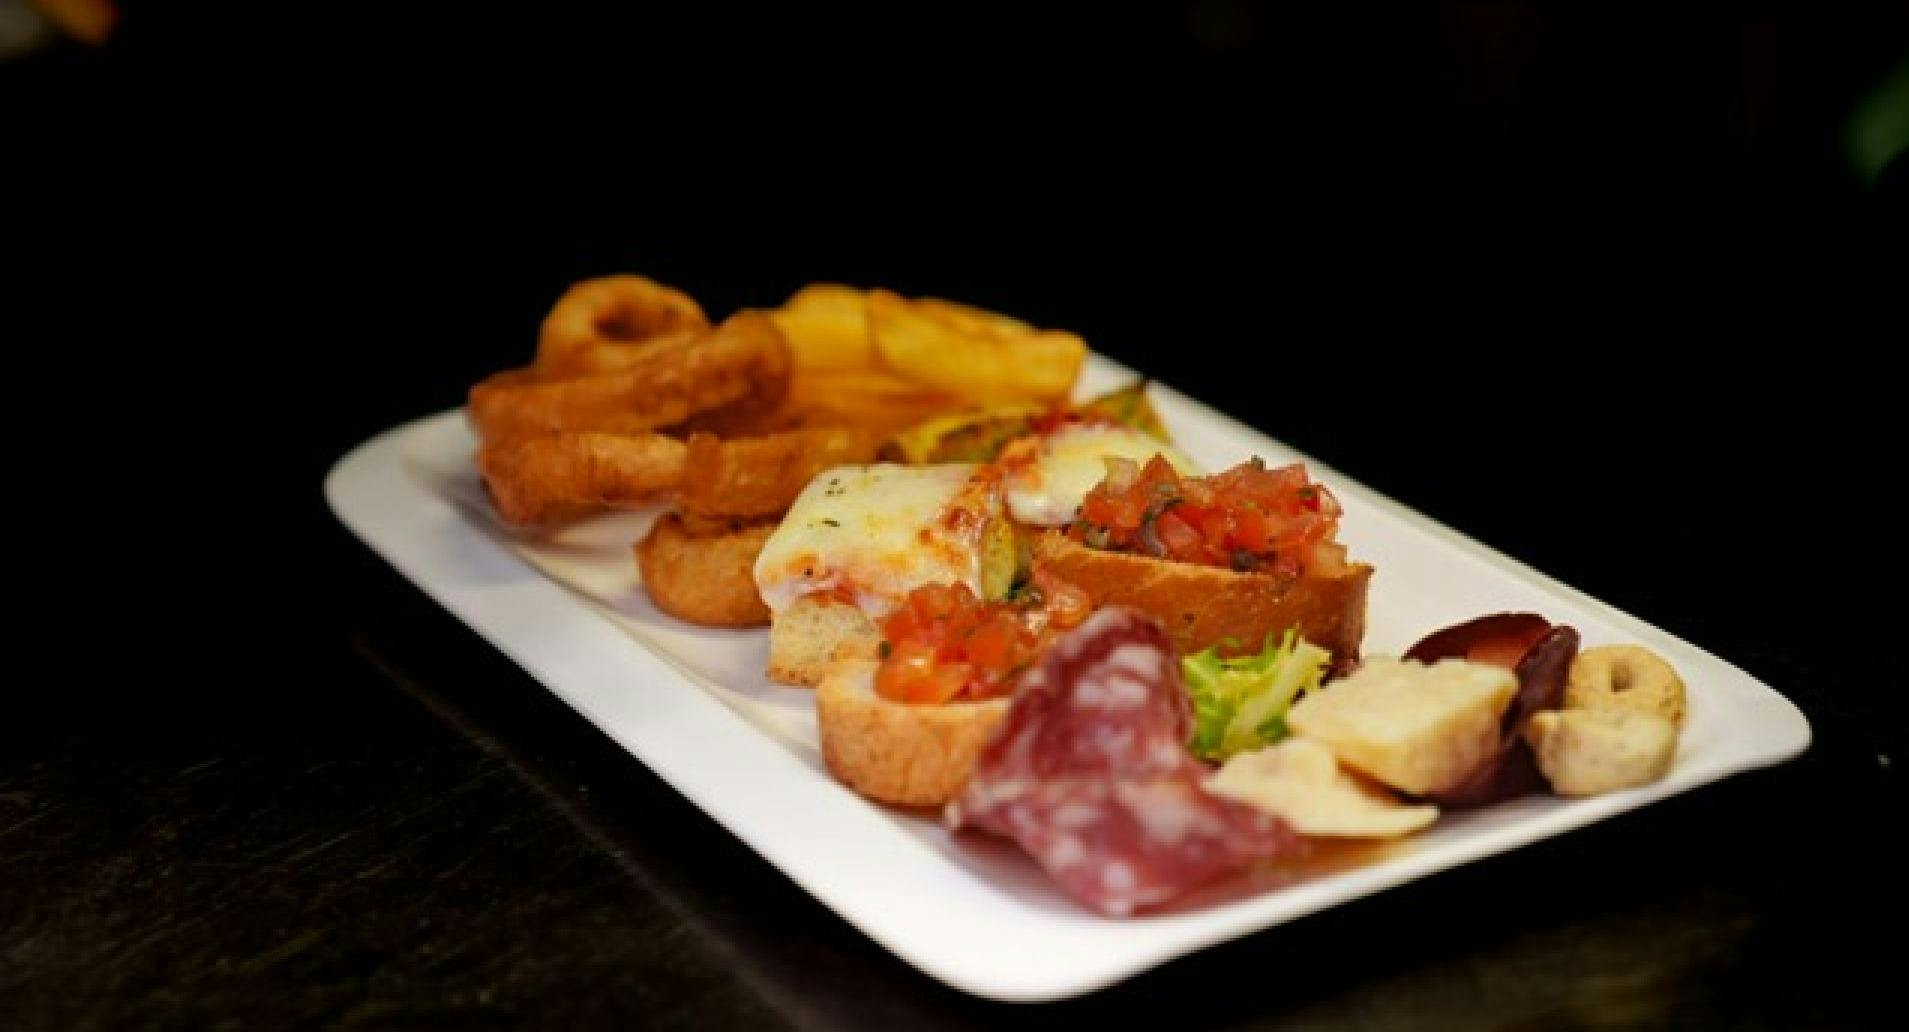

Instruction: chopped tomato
[1034,569,1093,629]
[964,619,1018,669]
[915,662,972,705]
[1153,509,1203,556]
[872,573,1105,703]
[1231,507,1272,553]
[876,583,1055,703]
[878,639,943,703]
[1069,456,1344,575]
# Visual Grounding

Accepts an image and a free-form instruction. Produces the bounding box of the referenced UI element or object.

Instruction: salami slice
[947,607,1298,916]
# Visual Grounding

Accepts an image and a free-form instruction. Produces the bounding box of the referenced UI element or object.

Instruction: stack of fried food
[468,275,1088,627]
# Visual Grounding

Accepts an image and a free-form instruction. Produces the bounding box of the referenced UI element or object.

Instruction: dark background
[6,2,1906,1026]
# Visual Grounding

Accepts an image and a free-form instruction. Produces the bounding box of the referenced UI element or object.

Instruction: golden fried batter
[675,427,883,519]
[534,275,710,378]
[668,373,968,439]
[477,431,689,526]
[467,310,792,442]
[636,514,777,627]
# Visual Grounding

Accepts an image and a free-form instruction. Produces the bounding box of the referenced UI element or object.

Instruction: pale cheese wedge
[1208,738,1439,838]
[1286,657,1517,796]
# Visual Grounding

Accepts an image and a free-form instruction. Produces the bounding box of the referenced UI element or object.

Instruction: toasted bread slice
[1031,533,1372,672]
[766,596,882,686]
[815,660,1011,807]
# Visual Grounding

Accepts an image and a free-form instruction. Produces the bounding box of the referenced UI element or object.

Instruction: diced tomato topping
[1231,507,1272,553]
[963,619,1018,670]
[1153,509,1203,556]
[879,640,943,703]
[873,573,1102,704]
[1034,569,1093,629]
[1069,456,1344,575]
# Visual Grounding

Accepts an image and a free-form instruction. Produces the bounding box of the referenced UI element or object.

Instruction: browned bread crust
[815,661,1011,807]
[1031,533,1372,673]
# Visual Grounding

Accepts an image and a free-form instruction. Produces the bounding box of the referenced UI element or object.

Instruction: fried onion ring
[670,369,968,438]
[534,275,710,378]
[636,514,777,627]
[477,431,689,526]
[676,427,883,519]
[468,310,792,442]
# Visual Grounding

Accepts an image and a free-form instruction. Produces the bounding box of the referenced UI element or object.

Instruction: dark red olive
[1429,740,1548,809]
[1405,612,1554,669]
[1504,624,1579,738]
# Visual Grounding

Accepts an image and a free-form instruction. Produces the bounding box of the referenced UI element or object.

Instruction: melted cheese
[1002,424,1199,527]
[753,464,1006,617]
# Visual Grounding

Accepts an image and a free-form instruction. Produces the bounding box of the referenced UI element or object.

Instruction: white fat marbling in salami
[946,607,1298,916]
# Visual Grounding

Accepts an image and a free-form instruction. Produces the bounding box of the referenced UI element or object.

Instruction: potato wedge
[674,367,970,438]
[769,283,877,371]
[790,366,941,397]
[780,368,973,434]
[867,289,1086,402]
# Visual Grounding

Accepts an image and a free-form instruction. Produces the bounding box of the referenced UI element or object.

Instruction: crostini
[1031,455,1373,673]
[753,463,1016,685]
[816,578,1091,806]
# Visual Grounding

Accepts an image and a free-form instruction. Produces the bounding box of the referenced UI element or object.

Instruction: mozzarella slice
[753,464,1005,618]
[1207,738,1439,838]
[1001,424,1199,527]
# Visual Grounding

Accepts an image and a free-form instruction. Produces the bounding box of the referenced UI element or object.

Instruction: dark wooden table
[4,364,1902,1028]
[7,5,1904,1025]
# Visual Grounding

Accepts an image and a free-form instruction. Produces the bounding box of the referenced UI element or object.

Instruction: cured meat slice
[947,607,1298,916]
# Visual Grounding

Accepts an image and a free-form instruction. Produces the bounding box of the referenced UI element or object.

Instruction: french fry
[769,284,878,371]
[782,368,972,434]
[867,290,1086,403]
[793,366,947,397]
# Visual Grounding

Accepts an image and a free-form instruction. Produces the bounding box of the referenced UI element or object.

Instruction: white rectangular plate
[325,355,1809,1002]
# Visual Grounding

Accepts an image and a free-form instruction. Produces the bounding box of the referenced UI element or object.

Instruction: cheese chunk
[1286,658,1517,796]
[1001,424,1199,527]
[1208,738,1439,838]
[753,464,1007,618]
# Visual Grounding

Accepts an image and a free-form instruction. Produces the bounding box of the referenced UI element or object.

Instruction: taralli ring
[1564,644,1687,726]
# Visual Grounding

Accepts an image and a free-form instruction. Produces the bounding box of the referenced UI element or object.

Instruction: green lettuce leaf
[1182,628,1331,761]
